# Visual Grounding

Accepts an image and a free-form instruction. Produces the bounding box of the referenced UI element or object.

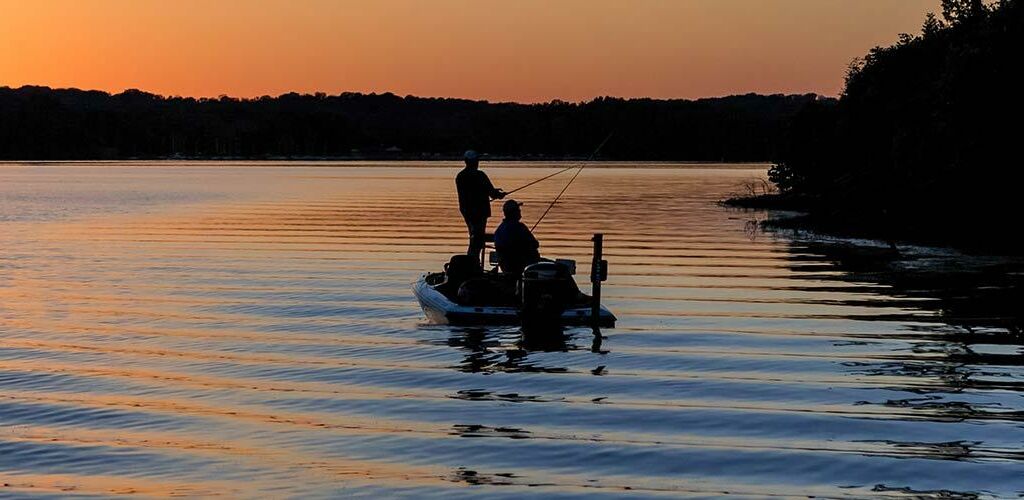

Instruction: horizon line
[1,84,835,106]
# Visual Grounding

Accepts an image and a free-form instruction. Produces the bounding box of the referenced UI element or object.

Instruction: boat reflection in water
[442,324,605,376]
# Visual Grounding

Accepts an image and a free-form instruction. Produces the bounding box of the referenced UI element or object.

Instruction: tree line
[0,87,819,161]
[761,0,1023,248]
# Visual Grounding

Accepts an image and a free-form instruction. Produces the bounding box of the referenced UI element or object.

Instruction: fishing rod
[502,165,577,196]
[502,132,615,196]
[530,132,614,231]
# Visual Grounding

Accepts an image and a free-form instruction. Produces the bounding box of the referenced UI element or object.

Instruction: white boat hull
[413,274,616,327]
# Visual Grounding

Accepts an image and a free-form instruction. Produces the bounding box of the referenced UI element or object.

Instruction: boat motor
[519,261,574,325]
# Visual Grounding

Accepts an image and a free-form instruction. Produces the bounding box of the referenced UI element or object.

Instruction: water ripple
[2,163,1022,497]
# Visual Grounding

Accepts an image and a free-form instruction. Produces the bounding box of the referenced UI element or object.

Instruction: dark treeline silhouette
[745,0,1024,249]
[0,87,817,161]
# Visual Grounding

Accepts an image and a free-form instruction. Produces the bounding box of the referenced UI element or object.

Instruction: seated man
[493,200,541,277]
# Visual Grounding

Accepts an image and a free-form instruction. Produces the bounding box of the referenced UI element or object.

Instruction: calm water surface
[1,162,1022,498]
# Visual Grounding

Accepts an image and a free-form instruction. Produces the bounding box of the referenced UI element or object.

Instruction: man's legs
[465,216,488,263]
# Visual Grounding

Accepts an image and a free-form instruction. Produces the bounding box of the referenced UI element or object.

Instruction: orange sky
[0,0,941,102]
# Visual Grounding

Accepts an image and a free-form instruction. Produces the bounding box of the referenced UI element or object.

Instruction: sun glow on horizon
[1,0,940,102]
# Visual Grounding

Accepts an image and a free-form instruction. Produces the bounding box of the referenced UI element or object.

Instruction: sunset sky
[1,0,941,102]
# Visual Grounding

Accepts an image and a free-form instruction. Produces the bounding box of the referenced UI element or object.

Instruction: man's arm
[481,172,505,199]
[523,223,539,249]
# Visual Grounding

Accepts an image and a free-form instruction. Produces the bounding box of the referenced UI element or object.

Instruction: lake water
[1,162,1022,498]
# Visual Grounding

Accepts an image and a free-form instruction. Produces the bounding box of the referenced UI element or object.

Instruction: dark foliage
[0,87,816,161]
[766,0,1024,248]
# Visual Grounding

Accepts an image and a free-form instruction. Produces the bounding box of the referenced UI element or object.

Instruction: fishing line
[505,132,615,196]
[503,164,577,196]
[530,132,614,231]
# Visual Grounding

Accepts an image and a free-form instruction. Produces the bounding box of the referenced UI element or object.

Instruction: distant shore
[1,156,771,167]
[1,86,814,162]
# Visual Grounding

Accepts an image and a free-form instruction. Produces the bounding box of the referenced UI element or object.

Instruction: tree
[942,0,987,24]
[757,0,1024,248]
[0,86,818,161]
[923,12,945,35]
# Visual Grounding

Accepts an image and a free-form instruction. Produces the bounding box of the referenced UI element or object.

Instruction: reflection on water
[796,239,1023,334]
[444,325,597,375]
[779,238,1024,429]
[1,162,1022,497]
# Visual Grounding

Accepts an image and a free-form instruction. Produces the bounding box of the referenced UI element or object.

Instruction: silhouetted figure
[494,200,540,277]
[456,150,505,260]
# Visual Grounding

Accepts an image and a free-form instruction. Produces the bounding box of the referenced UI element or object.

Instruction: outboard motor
[519,261,574,327]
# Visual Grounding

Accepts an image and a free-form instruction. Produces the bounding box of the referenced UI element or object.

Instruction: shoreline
[723,194,1023,256]
[0,158,771,168]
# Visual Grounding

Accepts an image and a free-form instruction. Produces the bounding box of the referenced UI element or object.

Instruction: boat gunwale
[413,273,616,327]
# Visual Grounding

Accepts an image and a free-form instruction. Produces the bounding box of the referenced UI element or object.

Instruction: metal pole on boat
[590,233,605,325]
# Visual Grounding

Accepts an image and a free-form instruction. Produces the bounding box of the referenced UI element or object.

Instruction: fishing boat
[413,234,616,327]
[417,138,617,328]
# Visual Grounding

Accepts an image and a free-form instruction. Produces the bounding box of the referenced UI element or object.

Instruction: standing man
[456,150,505,260]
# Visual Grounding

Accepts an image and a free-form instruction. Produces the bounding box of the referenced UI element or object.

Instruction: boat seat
[438,254,484,297]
